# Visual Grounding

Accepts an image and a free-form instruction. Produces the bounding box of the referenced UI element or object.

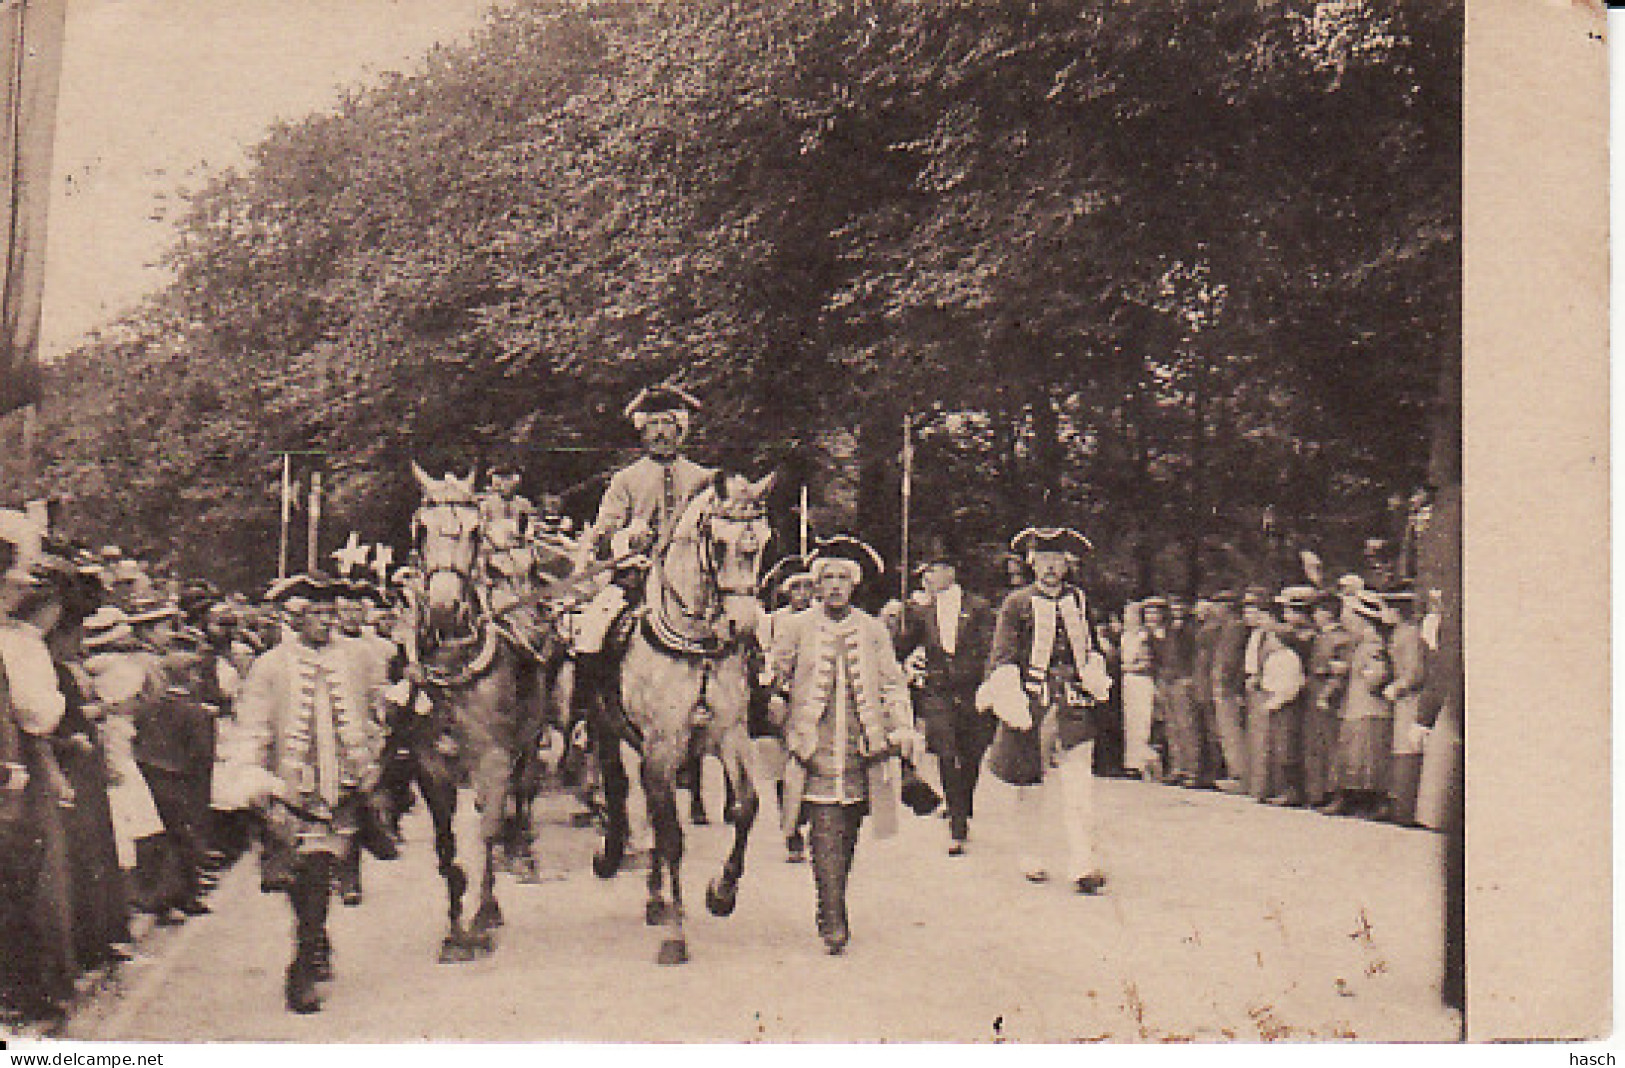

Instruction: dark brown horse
[403,463,556,962]
[580,471,775,965]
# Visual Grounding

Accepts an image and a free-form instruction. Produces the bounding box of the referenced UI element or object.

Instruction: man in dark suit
[899,537,994,856]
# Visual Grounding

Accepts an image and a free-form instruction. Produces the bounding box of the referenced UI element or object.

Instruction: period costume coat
[985,583,1105,787]
[222,639,377,870]
[591,456,716,559]
[770,605,916,838]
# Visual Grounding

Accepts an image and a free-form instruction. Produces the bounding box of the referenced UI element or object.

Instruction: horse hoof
[513,859,543,885]
[438,937,472,965]
[645,898,668,926]
[705,879,737,918]
[467,930,497,956]
[593,850,621,880]
[657,938,689,966]
[472,902,504,931]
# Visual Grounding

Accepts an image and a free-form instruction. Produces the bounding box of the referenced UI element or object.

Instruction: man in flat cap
[217,573,378,1014]
[982,527,1112,894]
[898,534,995,856]
[769,536,925,953]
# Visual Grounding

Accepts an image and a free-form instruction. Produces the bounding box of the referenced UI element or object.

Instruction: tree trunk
[855,401,902,581]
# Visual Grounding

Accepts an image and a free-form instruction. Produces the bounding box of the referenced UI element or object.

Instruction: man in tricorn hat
[898,533,994,856]
[982,526,1112,894]
[217,572,378,1014]
[769,535,926,953]
[573,385,715,654]
[753,553,817,862]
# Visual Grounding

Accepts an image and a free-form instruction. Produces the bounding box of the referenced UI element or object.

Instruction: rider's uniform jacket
[478,492,536,584]
[591,455,715,560]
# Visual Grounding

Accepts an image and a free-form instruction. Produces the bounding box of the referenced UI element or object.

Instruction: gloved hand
[888,726,928,766]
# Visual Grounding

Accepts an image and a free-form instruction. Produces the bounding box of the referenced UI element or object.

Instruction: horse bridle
[413,500,483,604]
[682,500,763,598]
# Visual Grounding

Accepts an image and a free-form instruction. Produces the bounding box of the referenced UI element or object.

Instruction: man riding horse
[573,385,715,654]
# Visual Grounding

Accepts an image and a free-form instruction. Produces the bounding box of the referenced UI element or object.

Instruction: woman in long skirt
[1325,592,1394,818]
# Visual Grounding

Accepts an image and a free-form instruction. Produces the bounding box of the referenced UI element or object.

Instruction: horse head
[667,470,776,643]
[411,461,482,635]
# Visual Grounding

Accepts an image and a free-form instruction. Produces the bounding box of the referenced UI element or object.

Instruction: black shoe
[1074,874,1108,896]
[948,840,966,857]
[177,899,212,917]
[823,917,850,955]
[285,958,322,1014]
[341,888,363,908]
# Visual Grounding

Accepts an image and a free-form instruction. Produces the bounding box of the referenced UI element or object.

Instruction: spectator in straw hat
[1261,586,1315,807]
[1322,590,1395,819]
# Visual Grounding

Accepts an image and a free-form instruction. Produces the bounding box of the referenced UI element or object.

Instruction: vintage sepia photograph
[0,0,1605,1049]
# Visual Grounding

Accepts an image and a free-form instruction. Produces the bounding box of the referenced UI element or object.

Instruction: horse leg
[683,746,709,826]
[420,763,470,964]
[590,710,631,879]
[469,745,509,947]
[508,663,545,884]
[641,750,688,964]
[707,729,758,918]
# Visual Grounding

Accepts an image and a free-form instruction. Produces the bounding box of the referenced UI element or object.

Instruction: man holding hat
[898,534,994,855]
[768,535,926,954]
[218,573,378,1014]
[981,527,1113,894]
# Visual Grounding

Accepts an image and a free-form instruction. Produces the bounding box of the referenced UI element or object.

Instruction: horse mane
[668,485,720,548]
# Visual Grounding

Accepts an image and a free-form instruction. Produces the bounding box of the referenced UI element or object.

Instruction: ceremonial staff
[899,411,913,602]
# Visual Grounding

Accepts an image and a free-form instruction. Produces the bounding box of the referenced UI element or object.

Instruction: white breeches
[1015,740,1099,881]
[1123,673,1158,772]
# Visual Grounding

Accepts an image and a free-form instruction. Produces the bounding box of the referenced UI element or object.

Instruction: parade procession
[0,0,1471,1046]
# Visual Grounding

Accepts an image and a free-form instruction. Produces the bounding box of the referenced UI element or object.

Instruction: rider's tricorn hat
[264,571,341,606]
[339,577,388,606]
[808,535,884,587]
[624,384,702,422]
[1010,526,1092,560]
[761,554,814,597]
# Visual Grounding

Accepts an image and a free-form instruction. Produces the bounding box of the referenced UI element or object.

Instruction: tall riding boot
[285,855,333,1013]
[807,803,847,953]
[834,805,861,948]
